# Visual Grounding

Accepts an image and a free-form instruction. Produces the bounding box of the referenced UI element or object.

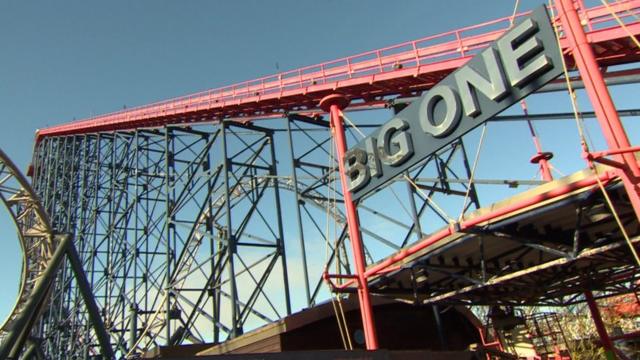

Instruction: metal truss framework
[14,0,640,358]
[0,148,114,359]
[30,107,487,357]
[0,148,55,344]
[31,110,640,358]
[32,124,291,354]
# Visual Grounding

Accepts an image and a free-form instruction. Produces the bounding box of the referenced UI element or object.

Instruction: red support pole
[320,94,379,350]
[584,290,617,360]
[522,101,554,181]
[556,0,640,219]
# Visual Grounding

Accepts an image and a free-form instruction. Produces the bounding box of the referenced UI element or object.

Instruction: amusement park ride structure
[2,0,640,359]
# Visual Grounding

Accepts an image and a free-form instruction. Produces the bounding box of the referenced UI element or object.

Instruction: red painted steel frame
[584,290,617,360]
[557,0,640,222]
[326,170,618,291]
[557,1,640,358]
[321,0,640,293]
[31,0,640,354]
[522,101,554,181]
[322,94,379,350]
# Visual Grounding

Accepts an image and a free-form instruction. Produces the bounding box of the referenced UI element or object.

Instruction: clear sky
[1,0,632,328]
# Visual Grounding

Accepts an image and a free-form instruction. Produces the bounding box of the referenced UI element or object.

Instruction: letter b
[344,148,370,193]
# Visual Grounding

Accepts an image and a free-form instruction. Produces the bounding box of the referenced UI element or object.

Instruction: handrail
[35,0,640,140]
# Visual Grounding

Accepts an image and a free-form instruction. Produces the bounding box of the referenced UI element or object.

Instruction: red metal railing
[36,0,640,140]
[324,169,619,291]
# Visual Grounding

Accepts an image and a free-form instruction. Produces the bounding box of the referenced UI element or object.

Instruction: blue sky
[2,0,636,327]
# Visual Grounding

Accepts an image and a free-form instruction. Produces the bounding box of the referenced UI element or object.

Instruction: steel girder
[0,148,55,344]
[0,148,114,359]
[31,124,296,357]
[28,109,488,358]
[28,102,640,358]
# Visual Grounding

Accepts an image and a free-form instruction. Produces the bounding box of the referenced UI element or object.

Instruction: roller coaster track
[0,148,114,359]
[126,174,350,354]
[34,0,640,140]
[0,148,55,343]
[17,0,640,357]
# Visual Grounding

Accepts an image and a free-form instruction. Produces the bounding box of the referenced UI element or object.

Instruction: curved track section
[25,2,640,357]
[0,148,54,341]
[127,176,349,355]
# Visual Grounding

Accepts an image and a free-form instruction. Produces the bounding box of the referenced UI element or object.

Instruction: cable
[403,174,455,224]
[594,171,640,267]
[325,116,354,351]
[549,0,640,268]
[329,295,350,350]
[510,0,521,26]
[339,110,367,139]
[459,123,488,222]
[549,163,567,177]
[336,295,353,350]
[601,0,640,49]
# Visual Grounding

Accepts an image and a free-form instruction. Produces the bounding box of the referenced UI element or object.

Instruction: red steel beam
[584,290,617,360]
[35,0,640,141]
[323,94,379,350]
[556,0,640,224]
[328,170,618,291]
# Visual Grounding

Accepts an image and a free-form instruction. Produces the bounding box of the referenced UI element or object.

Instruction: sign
[345,6,563,200]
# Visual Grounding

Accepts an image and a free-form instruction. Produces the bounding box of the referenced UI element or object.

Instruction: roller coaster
[2,0,640,359]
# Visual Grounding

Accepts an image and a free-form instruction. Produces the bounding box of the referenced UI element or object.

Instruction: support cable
[325,132,336,267]
[339,110,367,139]
[594,170,640,266]
[458,124,488,222]
[601,0,640,49]
[549,0,640,268]
[340,110,453,223]
[324,123,353,350]
[403,174,455,224]
[615,0,640,21]
[125,291,169,357]
[549,163,566,177]
[513,0,560,181]
[329,295,349,350]
[509,0,521,26]
[336,296,353,350]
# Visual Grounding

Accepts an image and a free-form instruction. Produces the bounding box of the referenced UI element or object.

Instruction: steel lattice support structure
[31,124,300,356]
[28,109,487,357]
[0,148,114,359]
[0,148,56,350]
